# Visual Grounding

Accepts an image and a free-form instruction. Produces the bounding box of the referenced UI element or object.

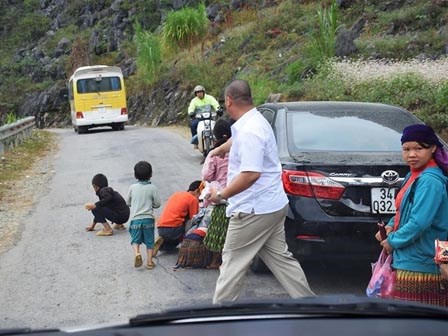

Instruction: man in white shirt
[208,79,314,304]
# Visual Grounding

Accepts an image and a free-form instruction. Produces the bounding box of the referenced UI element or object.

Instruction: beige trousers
[213,205,315,304]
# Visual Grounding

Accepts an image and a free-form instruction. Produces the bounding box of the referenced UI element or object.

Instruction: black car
[256,101,425,265]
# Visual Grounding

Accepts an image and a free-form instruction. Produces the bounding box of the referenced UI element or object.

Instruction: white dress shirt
[226,107,288,216]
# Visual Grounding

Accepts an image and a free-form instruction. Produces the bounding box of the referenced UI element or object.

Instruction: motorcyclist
[188,85,221,148]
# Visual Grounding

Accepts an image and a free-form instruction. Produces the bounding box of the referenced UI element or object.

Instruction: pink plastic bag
[200,181,222,207]
[366,249,396,298]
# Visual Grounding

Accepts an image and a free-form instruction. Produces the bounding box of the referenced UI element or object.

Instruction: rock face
[9,0,222,128]
[8,0,274,128]
[335,17,366,57]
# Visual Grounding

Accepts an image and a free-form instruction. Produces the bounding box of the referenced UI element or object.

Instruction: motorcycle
[194,104,222,158]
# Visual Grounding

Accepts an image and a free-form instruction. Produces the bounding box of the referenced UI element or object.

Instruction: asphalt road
[0,126,372,330]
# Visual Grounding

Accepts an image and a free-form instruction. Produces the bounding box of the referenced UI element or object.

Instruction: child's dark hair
[188,180,202,192]
[213,119,231,148]
[92,173,108,188]
[134,161,152,181]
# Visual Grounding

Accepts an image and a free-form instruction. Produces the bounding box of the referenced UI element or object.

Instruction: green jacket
[188,94,220,116]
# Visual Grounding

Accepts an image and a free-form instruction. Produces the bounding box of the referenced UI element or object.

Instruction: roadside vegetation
[127,0,448,133]
[1,0,448,134]
[0,130,56,201]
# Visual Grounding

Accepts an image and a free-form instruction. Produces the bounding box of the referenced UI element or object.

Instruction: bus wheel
[113,123,125,131]
[78,126,88,134]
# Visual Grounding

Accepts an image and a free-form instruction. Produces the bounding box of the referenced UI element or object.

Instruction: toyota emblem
[381,170,399,184]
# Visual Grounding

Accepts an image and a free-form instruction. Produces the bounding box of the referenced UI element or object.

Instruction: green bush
[309,0,341,61]
[349,73,436,110]
[435,82,448,112]
[17,13,50,43]
[5,112,17,124]
[237,73,280,105]
[134,23,163,84]
[182,58,233,100]
[161,3,208,52]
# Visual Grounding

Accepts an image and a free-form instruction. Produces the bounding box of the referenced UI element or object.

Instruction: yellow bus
[68,65,128,134]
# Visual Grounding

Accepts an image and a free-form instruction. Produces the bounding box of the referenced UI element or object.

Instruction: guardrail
[0,116,36,155]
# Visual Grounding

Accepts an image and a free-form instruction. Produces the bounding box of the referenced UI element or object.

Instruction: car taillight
[76,112,84,119]
[282,170,345,200]
[121,108,127,115]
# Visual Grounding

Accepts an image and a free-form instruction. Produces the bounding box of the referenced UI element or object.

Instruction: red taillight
[76,112,84,119]
[296,235,325,242]
[282,170,345,200]
[121,108,127,115]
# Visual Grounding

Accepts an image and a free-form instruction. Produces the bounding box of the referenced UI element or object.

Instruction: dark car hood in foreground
[129,295,448,324]
[4,296,448,335]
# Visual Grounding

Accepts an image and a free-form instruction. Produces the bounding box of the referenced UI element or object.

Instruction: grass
[0,130,56,201]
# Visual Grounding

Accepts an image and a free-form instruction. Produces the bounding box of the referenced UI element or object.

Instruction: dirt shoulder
[0,135,58,256]
[161,125,190,140]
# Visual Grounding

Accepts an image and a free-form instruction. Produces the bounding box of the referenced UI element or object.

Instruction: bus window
[77,77,121,94]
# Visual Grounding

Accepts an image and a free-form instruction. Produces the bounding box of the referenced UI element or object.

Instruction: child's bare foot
[96,230,113,236]
[86,223,96,231]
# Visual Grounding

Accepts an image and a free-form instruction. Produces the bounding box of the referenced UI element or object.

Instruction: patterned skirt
[393,269,448,307]
[175,239,210,269]
[204,204,229,253]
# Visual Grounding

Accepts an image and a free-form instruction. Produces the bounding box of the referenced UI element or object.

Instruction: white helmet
[193,85,205,94]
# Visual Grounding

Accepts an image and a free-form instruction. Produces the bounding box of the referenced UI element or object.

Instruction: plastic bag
[200,181,222,207]
[434,239,448,264]
[366,249,396,298]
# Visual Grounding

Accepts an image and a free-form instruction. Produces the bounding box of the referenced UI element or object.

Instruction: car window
[259,108,276,124]
[286,110,417,152]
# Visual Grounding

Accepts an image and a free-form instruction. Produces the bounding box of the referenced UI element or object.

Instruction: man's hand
[85,203,96,211]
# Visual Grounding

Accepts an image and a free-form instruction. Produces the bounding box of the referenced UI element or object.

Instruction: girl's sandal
[134,254,143,268]
[146,263,155,270]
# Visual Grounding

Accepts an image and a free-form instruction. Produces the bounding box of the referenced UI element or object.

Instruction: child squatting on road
[85,173,130,236]
[126,161,161,269]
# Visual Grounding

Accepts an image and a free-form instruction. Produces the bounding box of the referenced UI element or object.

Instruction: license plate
[371,187,396,214]
[98,106,106,113]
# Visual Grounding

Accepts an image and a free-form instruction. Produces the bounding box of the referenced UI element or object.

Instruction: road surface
[0,126,371,330]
